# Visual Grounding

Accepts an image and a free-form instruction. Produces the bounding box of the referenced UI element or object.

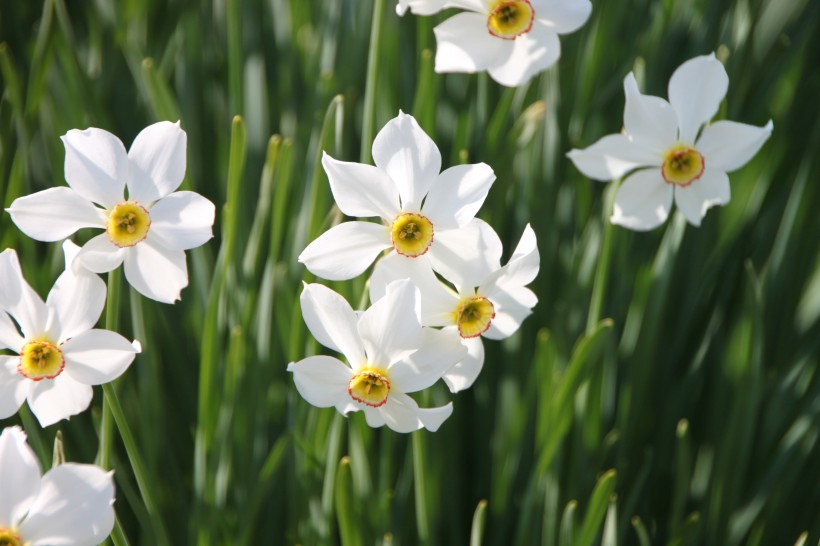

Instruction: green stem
[586,182,617,334]
[96,269,121,469]
[412,431,430,544]
[360,0,385,163]
[97,269,170,544]
[102,382,171,546]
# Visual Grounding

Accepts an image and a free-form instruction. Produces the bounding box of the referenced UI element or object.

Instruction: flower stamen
[107,201,151,247]
[661,145,705,186]
[454,296,496,338]
[0,529,22,546]
[18,340,65,381]
[391,212,434,257]
[348,369,391,407]
[487,0,535,40]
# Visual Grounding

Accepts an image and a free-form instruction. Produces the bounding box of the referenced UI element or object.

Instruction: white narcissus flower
[288,280,466,433]
[370,224,539,392]
[7,121,215,303]
[397,0,592,87]
[299,111,501,288]
[0,244,140,427]
[0,426,115,546]
[568,54,773,231]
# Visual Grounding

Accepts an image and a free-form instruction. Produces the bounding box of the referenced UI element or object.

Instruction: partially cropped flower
[299,111,501,288]
[397,0,592,87]
[7,121,215,303]
[568,54,773,230]
[0,426,115,546]
[288,280,465,433]
[0,244,139,427]
[370,224,538,392]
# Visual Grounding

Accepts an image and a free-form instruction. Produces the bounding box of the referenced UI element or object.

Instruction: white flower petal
[388,327,466,393]
[322,153,400,221]
[123,241,188,303]
[62,330,139,386]
[7,187,106,242]
[484,288,536,340]
[0,377,26,422]
[379,393,425,433]
[370,253,457,327]
[127,121,187,204]
[416,401,454,432]
[61,127,128,207]
[287,356,353,408]
[534,0,592,33]
[298,222,391,281]
[75,234,126,274]
[433,12,511,74]
[147,191,215,251]
[480,223,539,297]
[0,312,24,352]
[567,134,660,181]
[46,265,106,343]
[0,426,42,528]
[674,169,731,227]
[610,169,674,231]
[428,218,502,289]
[0,249,49,339]
[696,120,773,173]
[623,73,679,154]
[358,279,423,368]
[0,357,28,421]
[442,333,485,393]
[397,0,484,15]
[668,54,729,145]
[487,23,561,87]
[18,463,114,546]
[372,112,442,211]
[422,162,496,230]
[27,374,94,427]
[299,283,366,366]
[363,407,386,427]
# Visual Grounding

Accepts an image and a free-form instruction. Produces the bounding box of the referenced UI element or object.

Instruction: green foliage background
[1,0,818,544]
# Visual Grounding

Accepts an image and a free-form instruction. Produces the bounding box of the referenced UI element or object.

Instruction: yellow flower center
[0,529,22,546]
[390,212,434,258]
[107,201,151,247]
[661,145,705,186]
[454,296,496,338]
[18,340,64,381]
[348,369,391,407]
[487,0,535,40]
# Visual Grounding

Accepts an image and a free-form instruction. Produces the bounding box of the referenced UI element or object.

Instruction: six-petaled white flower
[370,224,539,392]
[288,280,466,433]
[0,244,139,427]
[397,0,592,87]
[7,121,215,303]
[568,54,773,230]
[0,426,115,546]
[299,111,501,288]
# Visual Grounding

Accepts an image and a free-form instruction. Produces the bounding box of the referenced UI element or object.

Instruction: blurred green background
[1,0,818,544]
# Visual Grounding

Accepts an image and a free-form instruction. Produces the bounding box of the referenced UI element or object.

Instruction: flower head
[370,224,539,392]
[0,244,139,427]
[0,426,115,546]
[299,112,501,288]
[568,54,773,230]
[397,0,592,87]
[7,121,216,303]
[287,280,466,433]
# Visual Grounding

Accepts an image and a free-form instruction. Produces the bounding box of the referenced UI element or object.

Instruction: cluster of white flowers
[1,122,214,543]
[291,112,540,432]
